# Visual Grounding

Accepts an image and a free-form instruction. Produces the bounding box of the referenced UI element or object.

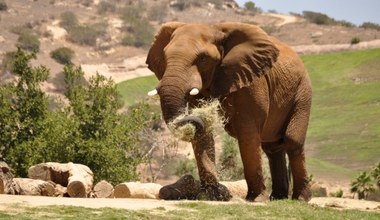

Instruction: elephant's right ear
[146,22,185,80]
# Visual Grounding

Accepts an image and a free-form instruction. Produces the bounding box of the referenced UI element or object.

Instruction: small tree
[50,47,75,65]
[0,49,49,176]
[16,32,40,52]
[350,171,375,200]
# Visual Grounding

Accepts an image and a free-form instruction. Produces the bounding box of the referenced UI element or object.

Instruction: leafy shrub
[0,49,153,184]
[350,171,375,199]
[351,36,361,45]
[244,1,262,14]
[120,5,154,48]
[121,35,135,47]
[303,11,335,25]
[50,47,75,65]
[16,32,40,52]
[68,24,105,46]
[59,11,79,30]
[371,162,380,188]
[329,189,343,198]
[360,22,380,31]
[0,0,7,11]
[148,3,167,23]
[60,11,106,46]
[218,135,244,181]
[97,1,116,14]
[1,51,17,72]
[0,49,49,176]
[175,158,197,177]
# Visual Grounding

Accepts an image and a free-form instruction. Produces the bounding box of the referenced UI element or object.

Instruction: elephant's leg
[192,133,231,201]
[287,150,311,201]
[238,135,266,201]
[263,143,289,200]
[284,92,312,201]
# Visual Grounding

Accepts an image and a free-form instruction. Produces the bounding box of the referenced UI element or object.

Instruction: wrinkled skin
[146,22,312,202]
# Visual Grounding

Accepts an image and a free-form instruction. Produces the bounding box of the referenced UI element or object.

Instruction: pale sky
[236,0,380,25]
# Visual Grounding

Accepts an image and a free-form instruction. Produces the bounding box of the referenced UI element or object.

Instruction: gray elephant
[146,22,312,202]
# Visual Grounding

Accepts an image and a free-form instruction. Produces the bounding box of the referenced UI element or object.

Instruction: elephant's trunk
[174,115,205,134]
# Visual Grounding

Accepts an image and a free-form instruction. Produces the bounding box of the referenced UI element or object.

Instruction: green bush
[59,11,79,30]
[218,135,244,181]
[50,47,75,65]
[303,11,335,25]
[351,171,375,200]
[0,49,49,176]
[16,32,40,52]
[67,24,103,46]
[148,3,167,23]
[1,51,17,72]
[0,49,153,184]
[60,11,106,46]
[119,5,154,48]
[97,1,116,14]
[351,36,361,45]
[175,158,197,177]
[244,1,262,14]
[361,22,380,31]
[329,189,343,198]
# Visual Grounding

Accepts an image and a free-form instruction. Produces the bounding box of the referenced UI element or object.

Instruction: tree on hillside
[244,1,262,14]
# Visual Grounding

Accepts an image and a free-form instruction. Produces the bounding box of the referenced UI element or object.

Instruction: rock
[311,183,328,197]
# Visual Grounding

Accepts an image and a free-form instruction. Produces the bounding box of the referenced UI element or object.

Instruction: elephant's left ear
[146,22,185,80]
[212,23,279,96]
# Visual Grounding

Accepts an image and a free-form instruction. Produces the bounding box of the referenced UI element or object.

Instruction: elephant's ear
[212,23,279,96]
[146,22,185,80]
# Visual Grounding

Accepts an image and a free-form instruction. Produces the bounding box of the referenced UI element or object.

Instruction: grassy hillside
[303,48,380,179]
[117,76,158,106]
[117,48,380,180]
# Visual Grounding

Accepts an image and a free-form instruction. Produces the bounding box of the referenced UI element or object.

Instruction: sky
[235,0,380,25]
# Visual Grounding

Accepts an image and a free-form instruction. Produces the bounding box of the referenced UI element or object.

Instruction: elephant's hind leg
[263,142,289,200]
[284,88,312,201]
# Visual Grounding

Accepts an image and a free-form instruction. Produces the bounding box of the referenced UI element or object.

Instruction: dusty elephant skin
[146,22,312,202]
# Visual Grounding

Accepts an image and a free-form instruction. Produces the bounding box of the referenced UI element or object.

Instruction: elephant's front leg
[238,134,266,201]
[191,133,231,201]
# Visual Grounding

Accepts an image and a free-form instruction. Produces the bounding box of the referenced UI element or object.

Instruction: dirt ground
[0,194,379,212]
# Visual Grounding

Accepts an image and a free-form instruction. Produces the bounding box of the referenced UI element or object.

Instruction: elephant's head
[146,22,279,126]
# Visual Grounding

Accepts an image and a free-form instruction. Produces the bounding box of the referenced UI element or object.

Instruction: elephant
[145,22,312,202]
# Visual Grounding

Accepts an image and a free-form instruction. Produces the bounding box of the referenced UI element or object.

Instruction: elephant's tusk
[189,88,199,96]
[147,89,158,97]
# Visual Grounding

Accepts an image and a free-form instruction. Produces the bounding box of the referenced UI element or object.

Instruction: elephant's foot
[159,175,201,200]
[292,184,311,202]
[269,189,289,200]
[197,183,231,201]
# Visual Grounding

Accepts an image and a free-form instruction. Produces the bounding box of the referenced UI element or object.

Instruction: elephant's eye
[197,53,208,64]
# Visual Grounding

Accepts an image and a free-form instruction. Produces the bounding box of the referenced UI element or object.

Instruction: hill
[1,0,380,94]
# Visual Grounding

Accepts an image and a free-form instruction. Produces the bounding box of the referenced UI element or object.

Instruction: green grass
[303,48,380,175]
[0,200,379,219]
[117,75,158,106]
